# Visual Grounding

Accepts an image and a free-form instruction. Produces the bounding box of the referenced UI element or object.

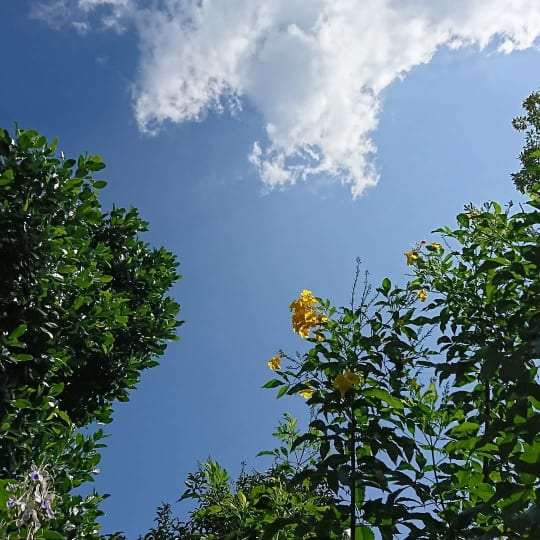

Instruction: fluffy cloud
[33,0,540,196]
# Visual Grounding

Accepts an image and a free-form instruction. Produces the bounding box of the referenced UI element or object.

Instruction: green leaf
[9,323,27,339]
[85,155,106,172]
[355,525,375,540]
[519,443,540,464]
[11,353,34,362]
[55,409,71,425]
[457,213,469,227]
[0,168,14,185]
[50,382,64,396]
[0,479,13,507]
[277,385,289,398]
[262,379,284,389]
[62,158,76,168]
[381,277,391,294]
[73,295,85,310]
[363,388,403,409]
[57,264,78,274]
[450,421,480,437]
[12,399,32,408]
[40,530,65,539]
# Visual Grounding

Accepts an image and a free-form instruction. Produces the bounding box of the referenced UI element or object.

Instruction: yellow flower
[299,387,315,399]
[416,289,428,302]
[267,355,282,371]
[289,289,317,311]
[334,370,360,398]
[431,242,442,250]
[404,250,420,266]
[290,290,327,339]
[467,210,481,218]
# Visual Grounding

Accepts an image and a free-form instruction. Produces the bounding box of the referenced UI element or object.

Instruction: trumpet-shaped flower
[334,370,361,398]
[404,250,420,266]
[299,387,315,399]
[416,289,428,302]
[289,289,317,311]
[431,242,442,250]
[267,355,282,371]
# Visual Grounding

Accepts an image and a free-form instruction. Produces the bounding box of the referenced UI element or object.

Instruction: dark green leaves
[0,126,182,538]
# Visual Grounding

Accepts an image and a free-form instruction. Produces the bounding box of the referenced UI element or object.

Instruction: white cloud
[32,0,129,33]
[33,0,540,196]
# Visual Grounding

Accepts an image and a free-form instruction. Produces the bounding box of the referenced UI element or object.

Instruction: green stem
[429,433,450,529]
[350,403,356,540]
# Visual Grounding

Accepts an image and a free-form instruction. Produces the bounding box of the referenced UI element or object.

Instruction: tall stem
[350,404,356,540]
[429,433,450,528]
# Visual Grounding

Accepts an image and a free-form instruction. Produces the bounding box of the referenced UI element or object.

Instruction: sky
[1,0,540,537]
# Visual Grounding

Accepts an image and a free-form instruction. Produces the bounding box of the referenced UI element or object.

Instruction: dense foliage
[0,127,182,538]
[130,91,540,540]
[2,90,539,539]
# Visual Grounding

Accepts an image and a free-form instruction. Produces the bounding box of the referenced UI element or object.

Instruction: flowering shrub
[264,168,540,538]
[3,464,55,540]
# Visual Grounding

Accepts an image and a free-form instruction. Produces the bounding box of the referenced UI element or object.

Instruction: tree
[261,91,540,539]
[106,414,341,540]
[0,127,182,538]
[111,90,540,539]
[512,90,540,194]
[171,415,341,540]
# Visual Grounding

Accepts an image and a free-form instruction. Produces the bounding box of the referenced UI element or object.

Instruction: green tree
[106,414,340,540]
[261,90,540,539]
[112,90,540,540]
[265,274,439,539]
[0,127,182,538]
[410,194,540,536]
[512,90,540,194]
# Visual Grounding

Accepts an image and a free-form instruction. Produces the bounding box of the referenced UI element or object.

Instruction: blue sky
[1,1,540,537]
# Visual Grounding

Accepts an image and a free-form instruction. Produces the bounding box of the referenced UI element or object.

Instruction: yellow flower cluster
[290,290,327,339]
[267,355,282,371]
[416,289,428,302]
[334,370,361,398]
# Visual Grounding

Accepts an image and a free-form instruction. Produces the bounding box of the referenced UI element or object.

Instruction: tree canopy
[0,127,182,538]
